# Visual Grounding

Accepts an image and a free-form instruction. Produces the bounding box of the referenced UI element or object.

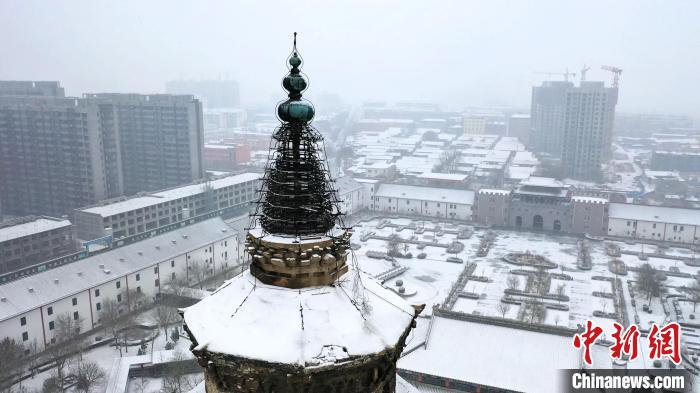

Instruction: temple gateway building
[182,34,422,393]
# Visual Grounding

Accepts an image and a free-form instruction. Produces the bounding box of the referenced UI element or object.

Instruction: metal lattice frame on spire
[251,32,343,236]
[245,33,364,293]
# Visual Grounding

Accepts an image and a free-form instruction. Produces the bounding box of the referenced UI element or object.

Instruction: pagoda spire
[255,33,338,236]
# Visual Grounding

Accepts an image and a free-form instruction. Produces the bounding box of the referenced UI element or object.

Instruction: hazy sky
[1,1,699,116]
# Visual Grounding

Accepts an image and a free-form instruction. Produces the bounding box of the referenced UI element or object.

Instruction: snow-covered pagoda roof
[183,269,417,366]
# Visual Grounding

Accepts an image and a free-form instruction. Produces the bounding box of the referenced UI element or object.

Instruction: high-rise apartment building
[0,82,205,217]
[530,81,617,180]
[0,81,65,97]
[0,96,112,216]
[84,94,204,195]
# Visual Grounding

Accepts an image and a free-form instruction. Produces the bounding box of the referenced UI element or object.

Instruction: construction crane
[580,65,591,82]
[535,69,577,82]
[601,65,623,88]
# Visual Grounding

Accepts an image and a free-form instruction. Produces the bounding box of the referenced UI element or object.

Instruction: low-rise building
[355,178,380,210]
[473,189,511,226]
[334,176,365,216]
[607,203,700,244]
[72,173,260,241]
[373,184,474,220]
[364,162,397,179]
[0,217,237,351]
[414,172,469,188]
[570,196,609,236]
[204,143,252,170]
[0,216,76,274]
[509,177,572,231]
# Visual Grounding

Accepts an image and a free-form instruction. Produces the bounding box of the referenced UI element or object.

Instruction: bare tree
[45,342,73,392]
[636,263,662,307]
[133,378,150,393]
[188,260,208,290]
[386,234,401,257]
[525,299,545,324]
[506,275,520,291]
[689,280,700,312]
[100,298,124,357]
[0,337,26,393]
[118,313,136,355]
[160,350,201,393]
[556,284,567,303]
[25,339,40,378]
[42,372,62,393]
[202,182,217,213]
[496,302,511,318]
[163,276,190,297]
[43,312,86,391]
[534,267,549,295]
[152,306,178,338]
[55,312,85,359]
[71,361,105,393]
[127,288,148,312]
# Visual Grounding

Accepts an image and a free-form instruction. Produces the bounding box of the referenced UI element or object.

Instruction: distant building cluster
[72,172,260,240]
[0,81,205,217]
[344,104,539,191]
[530,81,618,181]
[0,217,237,352]
[0,216,75,274]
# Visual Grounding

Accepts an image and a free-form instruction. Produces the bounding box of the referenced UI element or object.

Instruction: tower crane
[535,69,577,82]
[601,65,623,88]
[580,65,591,82]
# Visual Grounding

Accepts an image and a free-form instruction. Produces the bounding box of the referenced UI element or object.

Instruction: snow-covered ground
[14,305,189,393]
[354,217,695,338]
[17,215,700,393]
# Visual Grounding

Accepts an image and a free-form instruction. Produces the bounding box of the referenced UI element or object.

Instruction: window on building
[95,289,100,297]
[171,260,175,267]
[20,316,26,326]
[96,302,101,311]
[136,273,140,281]
[73,311,79,320]
[155,279,160,287]
[116,281,121,289]
[171,272,176,280]
[49,321,55,330]
[22,332,28,341]
[72,298,77,306]
[136,286,141,293]
[47,306,53,316]
[117,294,122,302]
[154,266,159,274]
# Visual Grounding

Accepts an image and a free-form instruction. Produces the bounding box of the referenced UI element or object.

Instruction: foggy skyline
[1,0,699,116]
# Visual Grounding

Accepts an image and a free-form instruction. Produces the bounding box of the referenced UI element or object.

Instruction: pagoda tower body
[183,35,422,393]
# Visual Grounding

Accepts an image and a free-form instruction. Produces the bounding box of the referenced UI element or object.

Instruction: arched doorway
[553,219,561,231]
[533,215,544,229]
[515,216,523,227]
